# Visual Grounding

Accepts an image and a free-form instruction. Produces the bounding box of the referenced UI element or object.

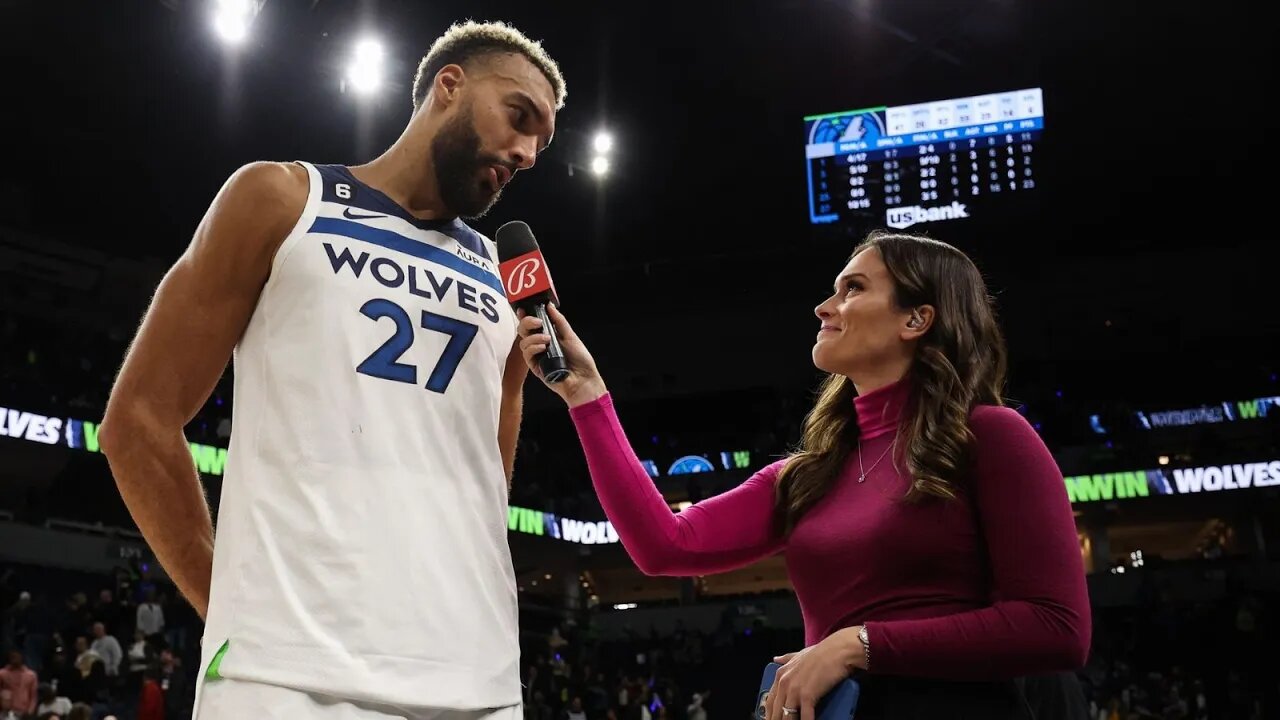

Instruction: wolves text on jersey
[323,242,503,324]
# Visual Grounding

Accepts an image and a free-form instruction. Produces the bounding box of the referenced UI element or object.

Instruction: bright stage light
[592,131,614,154]
[347,38,385,95]
[212,0,254,45]
[590,156,610,176]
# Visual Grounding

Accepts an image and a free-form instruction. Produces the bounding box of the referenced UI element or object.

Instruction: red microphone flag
[499,249,559,306]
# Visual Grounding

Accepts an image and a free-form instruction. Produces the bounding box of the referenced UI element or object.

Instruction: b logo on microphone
[505,257,542,294]
[499,249,557,304]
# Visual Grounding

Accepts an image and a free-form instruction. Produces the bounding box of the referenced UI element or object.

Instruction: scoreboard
[805,88,1044,229]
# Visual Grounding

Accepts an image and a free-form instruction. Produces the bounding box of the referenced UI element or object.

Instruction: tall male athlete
[100,21,564,719]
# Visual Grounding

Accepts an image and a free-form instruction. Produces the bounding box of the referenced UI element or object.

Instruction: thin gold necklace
[857,437,895,483]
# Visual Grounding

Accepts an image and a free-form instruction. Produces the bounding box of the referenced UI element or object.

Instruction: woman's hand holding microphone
[517,305,607,408]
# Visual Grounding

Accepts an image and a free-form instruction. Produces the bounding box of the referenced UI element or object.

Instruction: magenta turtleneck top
[567,379,1090,680]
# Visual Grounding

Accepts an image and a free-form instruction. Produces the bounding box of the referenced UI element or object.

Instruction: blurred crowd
[0,564,199,720]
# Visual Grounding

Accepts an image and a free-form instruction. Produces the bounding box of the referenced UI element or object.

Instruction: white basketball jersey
[199,162,520,709]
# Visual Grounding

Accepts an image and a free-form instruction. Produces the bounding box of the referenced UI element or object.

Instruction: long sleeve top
[568,379,1090,680]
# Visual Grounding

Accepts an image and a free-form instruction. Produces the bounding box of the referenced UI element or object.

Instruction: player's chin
[459,186,503,220]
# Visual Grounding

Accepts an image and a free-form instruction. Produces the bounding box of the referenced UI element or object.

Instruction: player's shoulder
[223,161,308,207]
[215,161,309,236]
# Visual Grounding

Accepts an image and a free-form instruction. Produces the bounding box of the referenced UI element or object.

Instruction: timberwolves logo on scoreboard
[807,109,888,146]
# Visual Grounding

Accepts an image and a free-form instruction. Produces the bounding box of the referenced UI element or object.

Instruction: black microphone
[495,221,570,383]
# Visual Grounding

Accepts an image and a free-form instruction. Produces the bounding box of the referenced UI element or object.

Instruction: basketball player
[99,21,564,719]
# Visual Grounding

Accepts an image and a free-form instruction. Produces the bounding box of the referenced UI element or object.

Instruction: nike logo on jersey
[343,208,386,221]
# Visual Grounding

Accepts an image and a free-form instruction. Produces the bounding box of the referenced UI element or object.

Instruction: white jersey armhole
[262,161,322,295]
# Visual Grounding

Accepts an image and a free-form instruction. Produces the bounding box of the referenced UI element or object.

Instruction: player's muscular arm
[499,339,528,489]
[100,162,307,619]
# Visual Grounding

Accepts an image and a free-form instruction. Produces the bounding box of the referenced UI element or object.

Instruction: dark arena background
[1,1,1276,719]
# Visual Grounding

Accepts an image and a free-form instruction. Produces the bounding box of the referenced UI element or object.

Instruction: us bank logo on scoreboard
[1064,459,1280,503]
[885,201,970,229]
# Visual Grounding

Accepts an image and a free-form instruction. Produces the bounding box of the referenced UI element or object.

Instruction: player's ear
[432,64,465,108]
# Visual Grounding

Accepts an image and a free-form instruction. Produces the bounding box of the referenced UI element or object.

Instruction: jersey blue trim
[312,164,492,262]
[309,216,504,295]
[440,223,493,263]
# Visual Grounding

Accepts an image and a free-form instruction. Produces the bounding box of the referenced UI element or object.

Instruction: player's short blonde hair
[412,20,566,112]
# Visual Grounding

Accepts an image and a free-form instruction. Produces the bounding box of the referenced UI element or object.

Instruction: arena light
[612,603,638,611]
[592,131,614,155]
[590,156,610,177]
[347,38,385,96]
[212,0,256,45]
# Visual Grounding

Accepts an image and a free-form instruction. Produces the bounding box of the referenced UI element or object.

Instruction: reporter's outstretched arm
[518,306,785,575]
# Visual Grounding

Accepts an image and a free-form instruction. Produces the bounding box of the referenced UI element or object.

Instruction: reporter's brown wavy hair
[774,231,1007,535]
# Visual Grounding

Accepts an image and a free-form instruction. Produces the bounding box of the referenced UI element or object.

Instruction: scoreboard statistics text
[806,88,1044,229]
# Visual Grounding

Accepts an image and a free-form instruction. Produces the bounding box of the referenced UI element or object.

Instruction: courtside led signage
[1065,460,1280,503]
[3,403,619,543]
[1091,395,1279,434]
[0,405,227,476]
[640,450,751,477]
[507,505,619,545]
[1137,396,1276,428]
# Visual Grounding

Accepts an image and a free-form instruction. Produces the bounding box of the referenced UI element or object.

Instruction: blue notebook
[755,662,859,720]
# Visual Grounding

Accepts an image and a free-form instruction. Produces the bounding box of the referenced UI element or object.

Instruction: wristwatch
[857,625,871,670]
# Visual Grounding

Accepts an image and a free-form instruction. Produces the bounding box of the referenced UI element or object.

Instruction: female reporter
[517,231,1090,719]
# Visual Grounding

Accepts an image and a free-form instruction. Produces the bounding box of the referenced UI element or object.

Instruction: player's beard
[432,104,505,220]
